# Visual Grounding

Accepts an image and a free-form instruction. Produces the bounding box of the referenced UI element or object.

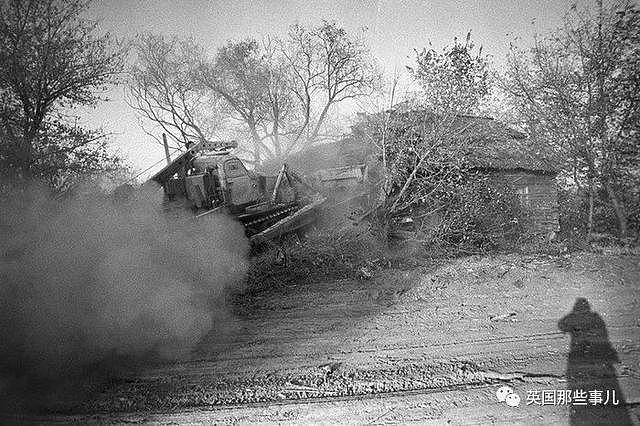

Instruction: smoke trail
[0,183,248,410]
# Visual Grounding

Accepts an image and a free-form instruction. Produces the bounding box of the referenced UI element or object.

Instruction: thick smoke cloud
[0,184,248,409]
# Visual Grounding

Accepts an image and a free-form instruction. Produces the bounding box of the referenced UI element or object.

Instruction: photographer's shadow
[558,297,632,425]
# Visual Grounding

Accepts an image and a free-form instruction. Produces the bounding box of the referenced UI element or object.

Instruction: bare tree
[0,0,126,189]
[129,21,381,166]
[127,35,227,152]
[199,38,280,163]
[199,22,381,164]
[279,22,381,155]
[358,107,486,221]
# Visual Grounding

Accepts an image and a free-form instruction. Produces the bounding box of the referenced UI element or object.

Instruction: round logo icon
[496,385,514,402]
[505,392,521,407]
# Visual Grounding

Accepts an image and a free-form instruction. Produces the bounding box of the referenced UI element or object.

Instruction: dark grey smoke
[0,183,248,410]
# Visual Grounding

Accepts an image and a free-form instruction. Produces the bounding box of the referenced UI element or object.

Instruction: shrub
[558,187,639,241]
[391,172,526,255]
[557,188,588,238]
[439,175,525,252]
[246,223,385,292]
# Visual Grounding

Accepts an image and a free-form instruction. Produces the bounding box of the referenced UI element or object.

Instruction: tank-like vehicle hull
[148,140,325,245]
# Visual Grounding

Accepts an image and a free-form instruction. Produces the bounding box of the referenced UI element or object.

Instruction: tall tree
[127,35,228,152]
[356,34,495,232]
[407,31,490,114]
[382,33,490,214]
[502,0,640,238]
[0,0,125,189]
[200,22,381,164]
[200,39,281,163]
[281,22,380,152]
[129,21,381,166]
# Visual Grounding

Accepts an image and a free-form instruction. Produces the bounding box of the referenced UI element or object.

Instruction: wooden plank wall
[490,171,560,236]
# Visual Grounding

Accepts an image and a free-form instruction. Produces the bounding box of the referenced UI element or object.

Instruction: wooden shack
[280,114,560,236]
[454,115,560,236]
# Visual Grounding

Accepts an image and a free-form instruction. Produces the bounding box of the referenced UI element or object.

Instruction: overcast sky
[85,0,573,179]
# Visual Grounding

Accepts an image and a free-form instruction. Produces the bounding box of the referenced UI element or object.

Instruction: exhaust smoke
[0,183,248,410]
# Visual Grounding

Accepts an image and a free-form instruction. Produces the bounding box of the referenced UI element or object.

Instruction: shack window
[224,159,247,178]
[517,186,530,207]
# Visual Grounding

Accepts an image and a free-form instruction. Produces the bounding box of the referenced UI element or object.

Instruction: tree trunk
[247,120,262,165]
[603,182,628,239]
[389,155,426,214]
[310,101,332,141]
[587,178,595,238]
[18,131,35,181]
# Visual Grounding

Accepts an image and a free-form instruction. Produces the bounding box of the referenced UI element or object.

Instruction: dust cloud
[0,183,248,409]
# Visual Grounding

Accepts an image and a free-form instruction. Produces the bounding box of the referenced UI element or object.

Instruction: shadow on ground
[559,297,633,425]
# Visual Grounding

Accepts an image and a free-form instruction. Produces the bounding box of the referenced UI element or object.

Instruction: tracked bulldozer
[148,140,325,245]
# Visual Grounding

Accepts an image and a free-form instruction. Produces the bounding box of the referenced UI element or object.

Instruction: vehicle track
[188,330,568,364]
[14,252,640,423]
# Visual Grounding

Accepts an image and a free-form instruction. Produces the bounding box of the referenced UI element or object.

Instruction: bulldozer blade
[250,196,326,245]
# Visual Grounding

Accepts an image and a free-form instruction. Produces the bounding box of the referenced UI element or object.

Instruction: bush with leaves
[557,188,589,238]
[408,31,489,114]
[358,34,497,242]
[558,186,639,242]
[399,173,524,254]
[0,0,126,190]
[246,224,385,292]
[441,174,525,251]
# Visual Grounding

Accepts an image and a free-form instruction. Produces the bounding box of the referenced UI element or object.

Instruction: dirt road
[16,251,640,424]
